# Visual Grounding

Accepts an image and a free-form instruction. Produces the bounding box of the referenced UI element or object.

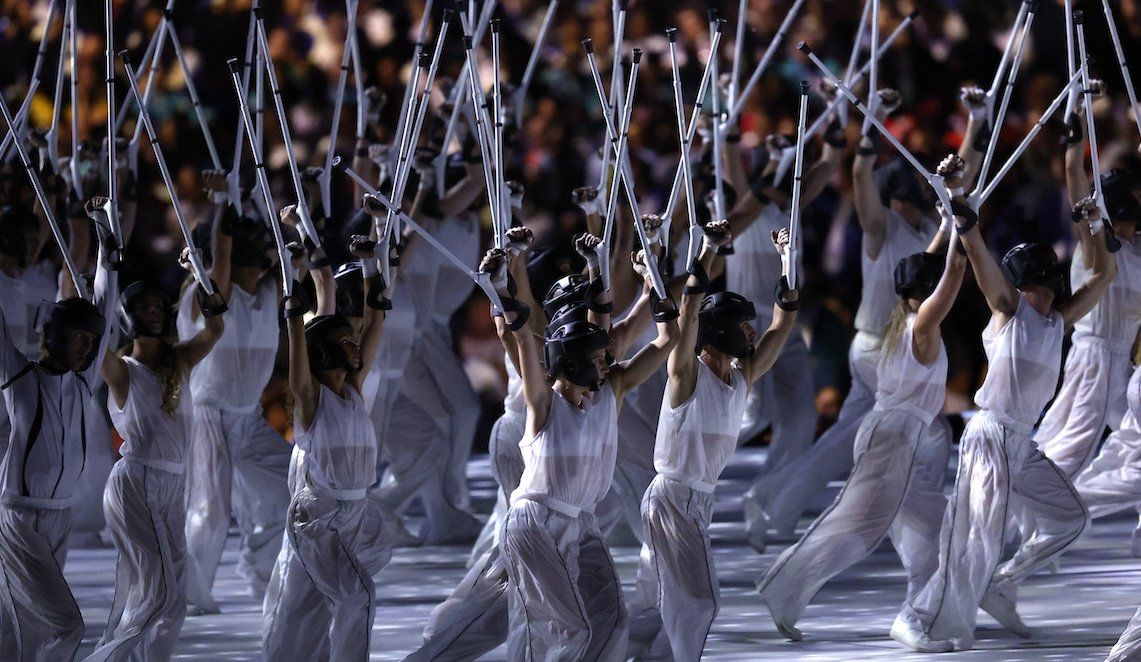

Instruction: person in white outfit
[480,227,678,661]
[627,220,799,661]
[745,87,981,551]
[0,197,115,660]
[86,269,226,662]
[178,180,293,612]
[1035,100,1141,481]
[1073,362,1141,541]
[263,229,394,661]
[756,156,968,643]
[406,225,661,661]
[376,157,488,545]
[894,194,1117,652]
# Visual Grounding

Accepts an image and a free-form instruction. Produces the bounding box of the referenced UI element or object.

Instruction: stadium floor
[67,448,1135,660]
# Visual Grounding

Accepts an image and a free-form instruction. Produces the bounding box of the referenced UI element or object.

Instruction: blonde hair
[880,299,912,360]
[124,342,184,415]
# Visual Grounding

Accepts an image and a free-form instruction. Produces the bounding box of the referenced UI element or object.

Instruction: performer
[178,171,292,611]
[893,195,1116,652]
[755,155,968,644]
[265,230,394,660]
[744,86,980,551]
[405,224,662,661]
[86,261,226,661]
[485,229,678,660]
[1034,98,1141,480]
[375,152,487,544]
[722,84,841,548]
[628,220,799,661]
[0,198,114,660]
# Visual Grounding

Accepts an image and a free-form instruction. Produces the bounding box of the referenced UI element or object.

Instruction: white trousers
[0,505,82,661]
[1073,365,1141,520]
[747,334,881,535]
[1036,338,1131,478]
[501,500,628,662]
[756,409,947,629]
[628,476,718,662]
[469,412,526,565]
[264,484,391,661]
[184,405,291,611]
[378,332,482,544]
[1107,606,1141,662]
[85,460,186,662]
[739,334,818,476]
[71,397,116,542]
[899,411,1088,650]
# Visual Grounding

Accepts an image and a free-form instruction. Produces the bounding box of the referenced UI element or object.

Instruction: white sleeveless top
[874,314,947,425]
[293,384,377,500]
[653,360,749,491]
[726,203,787,327]
[512,382,618,513]
[975,298,1064,429]
[855,210,937,336]
[178,279,279,411]
[1070,236,1141,350]
[108,357,192,474]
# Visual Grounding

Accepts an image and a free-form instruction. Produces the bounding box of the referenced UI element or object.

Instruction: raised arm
[800,81,844,205]
[853,89,902,261]
[484,248,551,430]
[957,86,987,192]
[913,157,969,364]
[1060,196,1117,328]
[174,249,227,369]
[952,157,1020,320]
[203,170,233,304]
[350,236,393,393]
[1063,83,1105,269]
[608,251,680,402]
[745,227,799,384]
[574,233,612,329]
[666,220,729,407]
[284,292,319,431]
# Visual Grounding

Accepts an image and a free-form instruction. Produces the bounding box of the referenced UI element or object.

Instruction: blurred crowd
[2,0,1140,445]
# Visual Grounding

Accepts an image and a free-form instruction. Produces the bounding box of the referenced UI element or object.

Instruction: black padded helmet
[697,291,757,358]
[543,320,609,389]
[119,281,174,339]
[304,314,357,373]
[894,252,943,301]
[42,298,105,371]
[1002,243,1064,300]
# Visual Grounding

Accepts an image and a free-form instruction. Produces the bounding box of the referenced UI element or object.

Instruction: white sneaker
[981,586,1032,638]
[890,617,953,653]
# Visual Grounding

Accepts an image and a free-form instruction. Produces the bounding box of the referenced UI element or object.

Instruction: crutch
[253,8,322,248]
[860,0,880,136]
[984,1,1032,134]
[225,58,295,296]
[728,0,748,111]
[459,17,505,248]
[46,0,70,169]
[1075,10,1123,251]
[67,0,83,202]
[708,19,729,224]
[163,14,223,171]
[666,28,701,275]
[120,51,215,294]
[104,0,124,248]
[837,0,873,128]
[596,0,628,199]
[787,81,809,290]
[320,0,360,220]
[227,2,260,211]
[0,78,41,164]
[114,0,176,134]
[0,89,88,299]
[726,0,806,126]
[491,18,509,243]
[1064,0,1080,122]
[976,71,1083,206]
[969,2,1036,206]
[435,0,497,190]
[512,0,559,127]
[126,0,179,175]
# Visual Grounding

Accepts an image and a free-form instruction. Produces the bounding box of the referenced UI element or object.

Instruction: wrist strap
[824,117,847,148]
[774,276,800,311]
[500,297,532,331]
[684,260,710,295]
[1061,118,1083,145]
[972,126,992,152]
[584,278,613,314]
[197,280,229,317]
[949,200,978,234]
[650,290,679,322]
